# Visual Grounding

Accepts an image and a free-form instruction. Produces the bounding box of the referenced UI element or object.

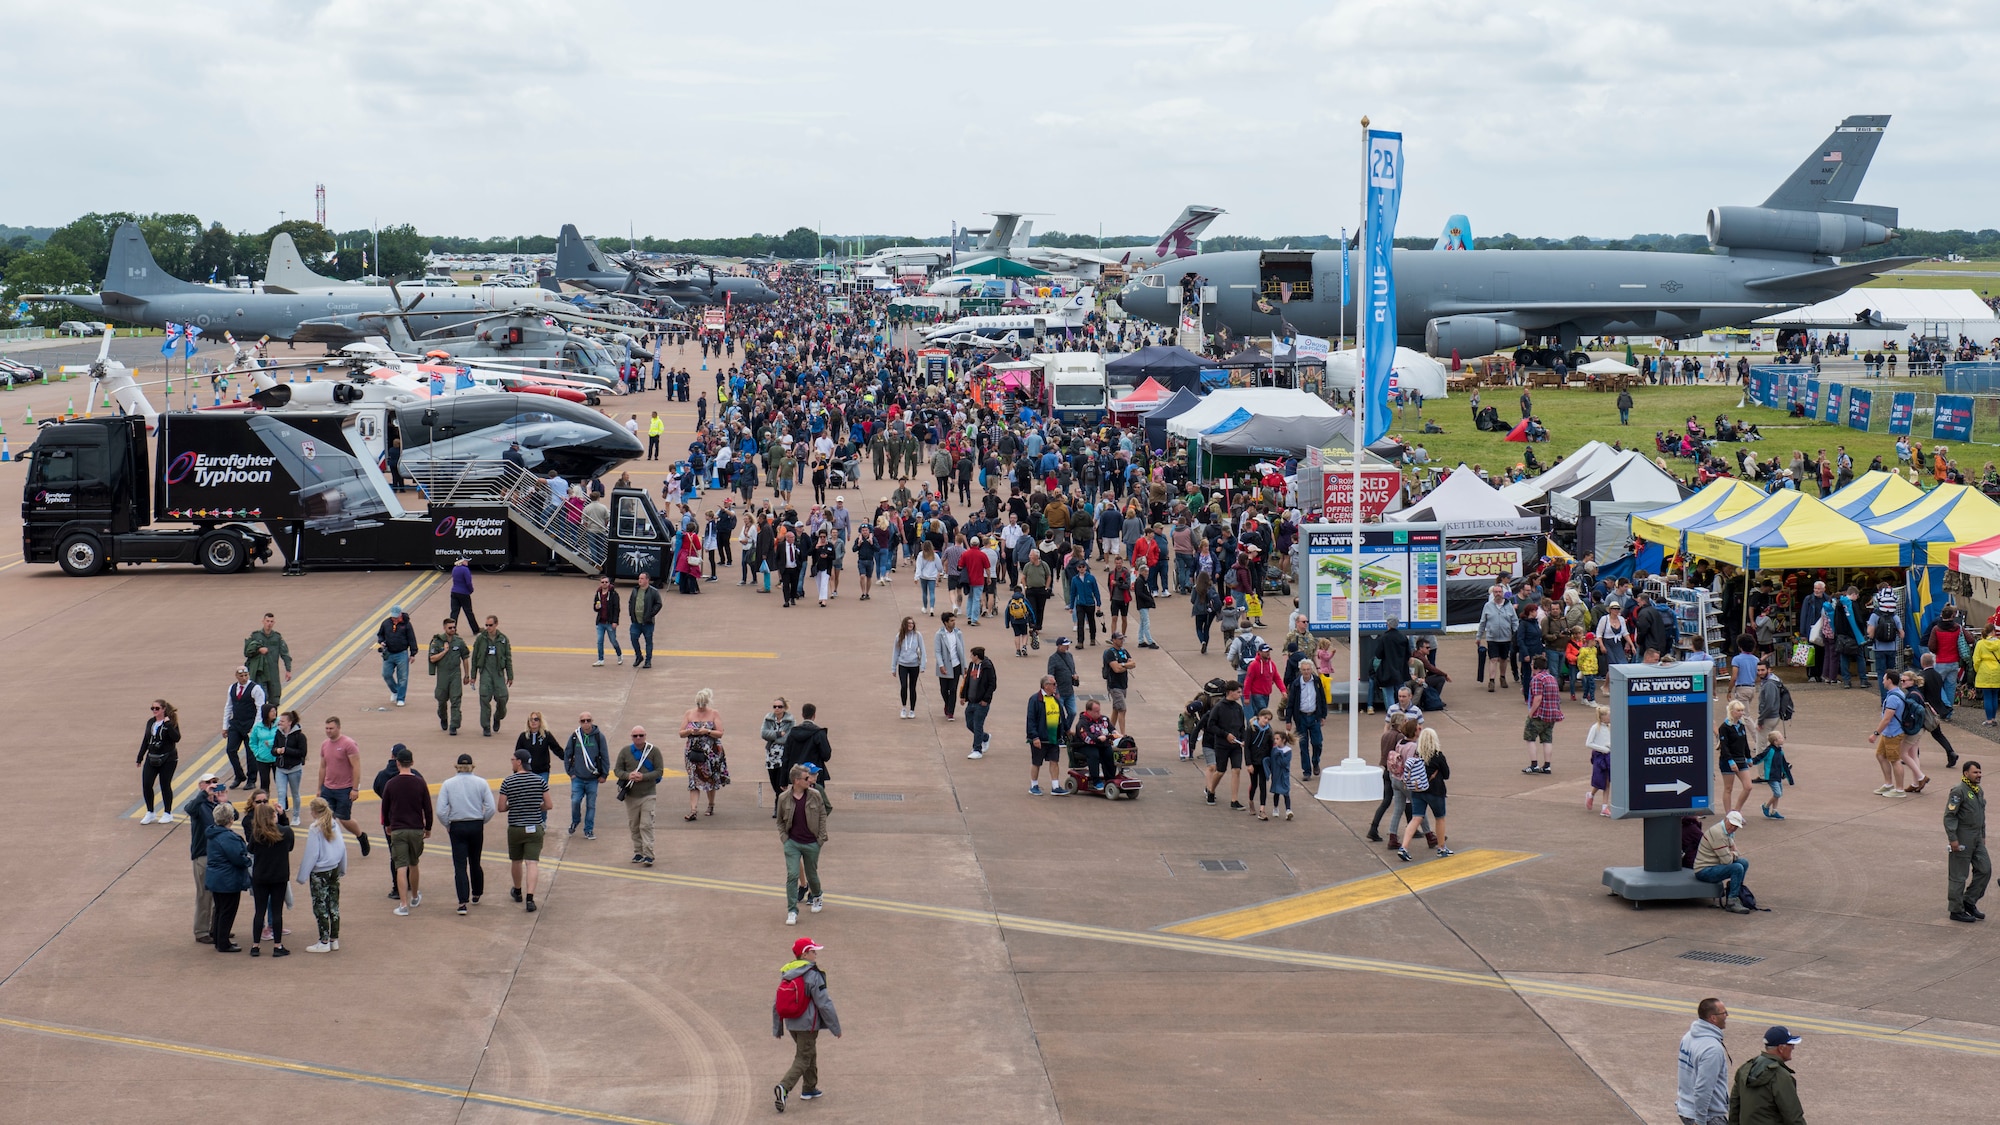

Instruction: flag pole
[1348,115,1368,776]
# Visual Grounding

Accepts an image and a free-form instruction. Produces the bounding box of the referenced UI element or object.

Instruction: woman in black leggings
[137,699,181,824]
[891,616,927,719]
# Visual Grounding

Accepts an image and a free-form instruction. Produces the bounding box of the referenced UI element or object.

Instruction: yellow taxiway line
[1159,849,1540,940]
[0,1013,683,1125]
[540,857,2000,1059]
[127,572,444,818]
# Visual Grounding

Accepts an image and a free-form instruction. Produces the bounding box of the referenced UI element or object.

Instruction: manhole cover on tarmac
[1196,859,1248,873]
[851,792,905,802]
[1677,950,1765,966]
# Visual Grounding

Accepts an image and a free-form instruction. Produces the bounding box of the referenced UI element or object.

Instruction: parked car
[57,321,106,337]
[0,357,45,384]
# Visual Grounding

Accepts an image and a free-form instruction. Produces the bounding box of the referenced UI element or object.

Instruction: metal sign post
[1602,661,1722,907]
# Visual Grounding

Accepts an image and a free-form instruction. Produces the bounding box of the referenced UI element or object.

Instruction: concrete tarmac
[0,343,1994,1123]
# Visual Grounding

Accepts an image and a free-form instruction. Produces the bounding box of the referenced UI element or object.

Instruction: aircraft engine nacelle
[1706,205,1890,256]
[1425,316,1524,360]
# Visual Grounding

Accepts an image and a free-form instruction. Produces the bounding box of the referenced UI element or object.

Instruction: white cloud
[0,0,1992,243]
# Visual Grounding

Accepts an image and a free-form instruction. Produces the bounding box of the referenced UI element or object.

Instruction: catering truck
[1037,351,1109,425]
[20,391,664,578]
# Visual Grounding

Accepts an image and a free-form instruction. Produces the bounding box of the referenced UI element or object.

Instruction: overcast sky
[7,1,1992,242]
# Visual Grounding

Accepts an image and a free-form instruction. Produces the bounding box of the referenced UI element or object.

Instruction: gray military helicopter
[1121,114,1924,363]
[553,224,778,307]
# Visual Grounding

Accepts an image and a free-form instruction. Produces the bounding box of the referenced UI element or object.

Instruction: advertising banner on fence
[1804,380,1819,418]
[1848,388,1873,431]
[1444,548,1523,580]
[1888,392,1915,435]
[1749,369,1779,409]
[1825,383,1843,424]
[1321,469,1404,520]
[1935,394,1975,442]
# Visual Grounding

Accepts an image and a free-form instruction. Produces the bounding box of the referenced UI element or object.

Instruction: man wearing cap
[375,605,416,707]
[1045,635,1081,725]
[1102,632,1134,737]
[777,764,830,926]
[497,749,552,912]
[1695,810,1753,914]
[615,726,663,866]
[1203,681,1250,810]
[222,665,266,789]
[435,752,497,915]
[1945,759,1988,924]
[380,746,434,916]
[772,935,842,1113]
[471,615,514,738]
[183,773,229,942]
[1727,1027,1805,1124]
[1675,997,1730,1125]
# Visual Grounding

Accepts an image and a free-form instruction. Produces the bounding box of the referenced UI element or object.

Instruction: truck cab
[1039,352,1109,425]
[21,417,271,575]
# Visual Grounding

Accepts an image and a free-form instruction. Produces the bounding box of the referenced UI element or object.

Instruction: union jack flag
[161,323,182,356]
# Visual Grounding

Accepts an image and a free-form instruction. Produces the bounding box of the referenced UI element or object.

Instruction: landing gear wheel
[1512,348,1535,368]
[199,532,247,574]
[1568,351,1590,371]
[1533,347,1556,369]
[58,533,105,577]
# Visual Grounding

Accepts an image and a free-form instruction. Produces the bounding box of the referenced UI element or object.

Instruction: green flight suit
[470,629,514,736]
[242,628,292,707]
[871,435,886,479]
[1946,779,1989,916]
[428,632,471,734]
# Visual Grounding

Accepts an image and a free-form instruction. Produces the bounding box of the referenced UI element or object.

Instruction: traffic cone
[66,397,75,418]
[101,391,111,410]
[1,435,9,462]
[24,407,33,425]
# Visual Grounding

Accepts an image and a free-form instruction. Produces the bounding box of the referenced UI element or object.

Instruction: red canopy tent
[1504,418,1531,442]
[1108,376,1169,416]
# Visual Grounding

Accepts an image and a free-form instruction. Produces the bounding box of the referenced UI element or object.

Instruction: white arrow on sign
[1645,779,1693,796]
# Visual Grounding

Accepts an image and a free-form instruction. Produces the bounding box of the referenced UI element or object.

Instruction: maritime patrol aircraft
[1120,115,1921,359]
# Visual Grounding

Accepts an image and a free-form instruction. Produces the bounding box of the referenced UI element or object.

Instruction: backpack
[1776,680,1795,722]
[1899,689,1925,736]
[1007,597,1028,622]
[775,969,812,1020]
[1872,612,1900,645]
[1385,739,1408,781]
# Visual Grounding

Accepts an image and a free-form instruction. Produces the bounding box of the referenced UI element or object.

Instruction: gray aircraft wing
[1741,255,1928,292]
[1429,300,1795,328]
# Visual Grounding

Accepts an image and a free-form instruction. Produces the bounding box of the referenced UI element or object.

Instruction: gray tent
[1198,413,1347,458]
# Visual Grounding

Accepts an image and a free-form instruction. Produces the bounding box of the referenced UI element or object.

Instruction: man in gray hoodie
[1477,585,1517,691]
[773,936,842,1112]
[1675,997,1730,1125]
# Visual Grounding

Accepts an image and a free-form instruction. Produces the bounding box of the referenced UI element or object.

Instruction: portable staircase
[412,460,607,574]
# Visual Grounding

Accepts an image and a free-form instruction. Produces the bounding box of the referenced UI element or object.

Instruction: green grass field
[1386,376,2000,485]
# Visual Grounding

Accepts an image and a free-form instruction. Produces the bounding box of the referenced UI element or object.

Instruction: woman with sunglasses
[273,711,308,820]
[137,700,182,825]
[761,697,796,818]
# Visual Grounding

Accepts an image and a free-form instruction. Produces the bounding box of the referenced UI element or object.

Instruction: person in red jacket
[1243,643,1282,715]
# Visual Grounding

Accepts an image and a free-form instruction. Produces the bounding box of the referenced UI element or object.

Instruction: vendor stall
[1106,344,1210,394]
[1390,466,1546,624]
[1684,490,1909,569]
[1864,483,2000,566]
[1545,451,1690,562]
[1824,470,1925,521]
[1630,477,1767,555]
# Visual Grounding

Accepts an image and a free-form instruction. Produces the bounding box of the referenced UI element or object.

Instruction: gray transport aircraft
[1120,115,1924,359]
[553,224,777,307]
[38,225,561,345]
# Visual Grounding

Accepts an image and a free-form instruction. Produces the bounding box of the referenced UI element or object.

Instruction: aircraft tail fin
[1435,214,1472,251]
[981,213,1023,253]
[1154,205,1226,260]
[581,235,617,275]
[554,224,597,280]
[263,233,341,292]
[103,222,205,296]
[1013,220,1033,250]
[1761,114,1891,212]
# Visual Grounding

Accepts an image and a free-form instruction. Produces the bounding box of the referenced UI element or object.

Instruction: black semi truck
[21,402,664,578]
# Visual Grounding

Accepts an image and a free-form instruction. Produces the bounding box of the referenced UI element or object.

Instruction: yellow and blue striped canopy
[1630,478,1768,551]
[1864,484,2000,566]
[1684,489,1908,569]
[1824,470,1925,521]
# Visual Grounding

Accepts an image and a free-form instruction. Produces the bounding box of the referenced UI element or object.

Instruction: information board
[1609,662,1714,817]
[1301,522,1443,633]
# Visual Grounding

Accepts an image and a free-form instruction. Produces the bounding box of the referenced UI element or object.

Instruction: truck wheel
[200,532,248,574]
[58,534,106,577]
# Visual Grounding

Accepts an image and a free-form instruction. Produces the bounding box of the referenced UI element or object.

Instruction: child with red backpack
[773,936,842,1113]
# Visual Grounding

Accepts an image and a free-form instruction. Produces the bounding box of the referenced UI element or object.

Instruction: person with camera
[615,726,663,866]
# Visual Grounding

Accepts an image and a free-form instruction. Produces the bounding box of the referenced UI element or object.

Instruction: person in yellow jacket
[647,412,664,461]
[1972,624,2000,726]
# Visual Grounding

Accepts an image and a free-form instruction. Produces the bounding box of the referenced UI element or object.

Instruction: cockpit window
[1138,274,1165,288]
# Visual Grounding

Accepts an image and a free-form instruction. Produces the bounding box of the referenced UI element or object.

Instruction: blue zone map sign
[1610,662,1714,817]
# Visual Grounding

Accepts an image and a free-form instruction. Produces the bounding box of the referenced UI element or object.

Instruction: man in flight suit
[429,618,472,736]
[472,615,515,737]
[1946,760,1989,924]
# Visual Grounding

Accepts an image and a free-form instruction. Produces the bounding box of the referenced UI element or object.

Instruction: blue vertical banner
[1935,394,1974,441]
[1824,382,1843,424]
[1785,372,1804,411]
[1748,369,1775,408]
[1362,129,1403,446]
[1888,392,1915,435]
[1804,380,1819,418]
[1340,226,1350,307]
[1847,387,1873,431]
